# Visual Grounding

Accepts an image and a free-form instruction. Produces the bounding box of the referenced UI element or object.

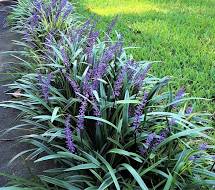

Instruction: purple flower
[140,130,169,156]
[37,73,52,102]
[47,0,59,17]
[132,92,148,131]
[34,0,43,12]
[23,31,32,42]
[185,106,193,114]
[113,60,131,97]
[30,13,39,29]
[80,69,92,96]
[55,11,61,23]
[134,64,151,89]
[199,143,208,151]
[126,60,136,80]
[59,0,68,11]
[76,19,91,40]
[45,32,54,49]
[139,146,147,156]
[189,155,197,161]
[86,30,99,64]
[106,16,118,36]
[64,115,76,153]
[55,0,68,22]
[156,128,169,144]
[51,0,59,7]
[211,155,215,160]
[93,102,101,117]
[139,133,156,155]
[90,95,101,126]
[65,73,80,95]
[77,99,88,133]
[93,42,122,89]
[172,87,185,108]
[76,71,93,132]
[61,47,70,69]
[146,133,156,146]
[63,4,73,19]
[169,118,176,126]
[83,70,101,120]
[82,70,101,124]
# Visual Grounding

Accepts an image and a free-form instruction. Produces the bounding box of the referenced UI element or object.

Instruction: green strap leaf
[108,148,143,163]
[84,116,118,130]
[39,175,80,190]
[51,107,60,123]
[156,127,212,149]
[98,176,114,190]
[65,163,99,171]
[163,172,173,190]
[95,152,120,190]
[121,163,149,190]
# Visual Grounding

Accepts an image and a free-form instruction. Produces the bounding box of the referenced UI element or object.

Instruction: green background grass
[73,0,215,111]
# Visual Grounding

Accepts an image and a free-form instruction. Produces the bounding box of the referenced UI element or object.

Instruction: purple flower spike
[189,155,197,161]
[114,60,131,97]
[82,71,92,98]
[91,96,101,126]
[55,0,68,22]
[51,0,59,7]
[45,32,54,49]
[63,4,73,19]
[86,30,99,64]
[23,29,36,48]
[37,73,52,102]
[156,128,169,144]
[55,11,61,23]
[93,42,122,90]
[77,99,88,133]
[23,31,32,42]
[134,64,151,89]
[64,115,76,153]
[146,133,156,145]
[106,16,118,36]
[169,118,176,126]
[93,102,101,117]
[172,87,185,108]
[132,92,148,132]
[34,0,43,12]
[185,106,193,114]
[139,146,147,156]
[59,0,67,10]
[30,13,39,30]
[140,130,169,155]
[76,19,91,39]
[199,143,208,151]
[65,74,80,95]
[46,0,58,18]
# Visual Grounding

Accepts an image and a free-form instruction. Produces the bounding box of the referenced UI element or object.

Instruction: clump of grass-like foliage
[0,0,214,189]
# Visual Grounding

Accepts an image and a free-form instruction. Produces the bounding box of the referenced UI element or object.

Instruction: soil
[0,1,31,186]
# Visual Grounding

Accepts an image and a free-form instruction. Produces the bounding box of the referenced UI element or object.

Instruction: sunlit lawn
[73,0,215,111]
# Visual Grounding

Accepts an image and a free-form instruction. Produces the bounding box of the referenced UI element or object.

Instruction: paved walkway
[0,1,30,185]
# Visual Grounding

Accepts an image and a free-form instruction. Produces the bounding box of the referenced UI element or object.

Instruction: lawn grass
[73,0,215,112]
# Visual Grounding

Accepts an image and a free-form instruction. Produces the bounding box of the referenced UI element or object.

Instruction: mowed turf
[74,0,215,111]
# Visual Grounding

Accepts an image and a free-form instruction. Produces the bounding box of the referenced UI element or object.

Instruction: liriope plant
[9,0,81,63]
[0,0,214,189]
